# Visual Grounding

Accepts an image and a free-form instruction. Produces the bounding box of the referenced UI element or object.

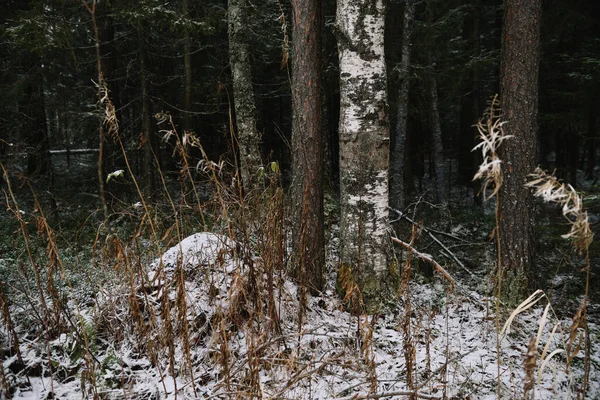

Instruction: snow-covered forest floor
[0,217,598,399]
[0,153,598,399]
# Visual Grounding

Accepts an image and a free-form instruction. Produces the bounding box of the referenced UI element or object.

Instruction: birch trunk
[229,0,262,191]
[336,0,390,291]
[390,0,415,212]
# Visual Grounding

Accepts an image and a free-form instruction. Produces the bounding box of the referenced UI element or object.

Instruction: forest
[0,0,599,398]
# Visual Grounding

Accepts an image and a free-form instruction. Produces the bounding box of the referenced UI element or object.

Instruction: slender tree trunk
[291,0,325,293]
[139,30,155,198]
[82,0,108,219]
[471,0,483,205]
[498,0,541,302]
[182,0,193,132]
[23,64,51,178]
[585,90,597,179]
[390,0,415,212]
[429,67,447,204]
[229,0,262,191]
[567,129,578,187]
[336,0,390,300]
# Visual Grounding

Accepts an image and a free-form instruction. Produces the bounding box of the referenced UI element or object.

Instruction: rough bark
[498,0,541,302]
[336,0,390,297]
[229,0,262,191]
[291,0,325,293]
[390,0,415,212]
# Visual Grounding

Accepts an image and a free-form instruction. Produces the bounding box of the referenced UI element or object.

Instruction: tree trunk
[229,0,262,191]
[336,0,390,300]
[585,90,597,179]
[429,68,447,204]
[82,0,108,219]
[291,0,325,293]
[138,30,155,198]
[182,0,193,132]
[498,0,541,302]
[390,0,415,212]
[23,66,51,178]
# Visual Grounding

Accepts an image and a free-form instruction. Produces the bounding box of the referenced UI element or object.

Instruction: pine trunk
[498,0,541,302]
[229,0,262,191]
[337,0,390,299]
[291,0,325,293]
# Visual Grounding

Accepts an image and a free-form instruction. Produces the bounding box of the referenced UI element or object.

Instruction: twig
[390,208,475,277]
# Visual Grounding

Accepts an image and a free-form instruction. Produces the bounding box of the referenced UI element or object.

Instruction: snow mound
[151,232,236,273]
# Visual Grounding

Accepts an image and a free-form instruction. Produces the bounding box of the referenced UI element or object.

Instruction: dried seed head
[472,95,513,200]
[526,168,593,252]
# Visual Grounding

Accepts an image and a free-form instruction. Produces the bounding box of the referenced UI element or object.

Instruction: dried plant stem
[582,247,591,396]
[495,194,502,400]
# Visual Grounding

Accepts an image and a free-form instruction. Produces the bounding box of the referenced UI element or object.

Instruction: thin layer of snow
[151,232,237,275]
[3,232,597,399]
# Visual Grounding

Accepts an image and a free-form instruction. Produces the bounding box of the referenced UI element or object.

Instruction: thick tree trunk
[291,0,325,293]
[390,0,415,212]
[498,0,541,302]
[337,0,390,298]
[229,0,262,191]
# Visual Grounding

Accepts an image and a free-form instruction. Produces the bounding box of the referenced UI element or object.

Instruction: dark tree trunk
[459,0,483,203]
[567,129,579,187]
[182,0,193,132]
[229,0,262,191]
[291,0,325,293]
[498,0,541,302]
[390,0,415,212]
[429,69,447,204]
[585,91,597,179]
[82,0,109,219]
[139,30,156,198]
[23,69,51,178]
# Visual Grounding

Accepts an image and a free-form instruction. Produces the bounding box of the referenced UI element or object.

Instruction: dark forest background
[0,0,599,210]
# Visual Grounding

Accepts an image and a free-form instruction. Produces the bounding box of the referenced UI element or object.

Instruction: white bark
[336,0,390,277]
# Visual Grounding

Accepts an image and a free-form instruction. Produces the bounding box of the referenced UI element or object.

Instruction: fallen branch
[336,390,442,400]
[390,208,475,278]
[391,237,456,287]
